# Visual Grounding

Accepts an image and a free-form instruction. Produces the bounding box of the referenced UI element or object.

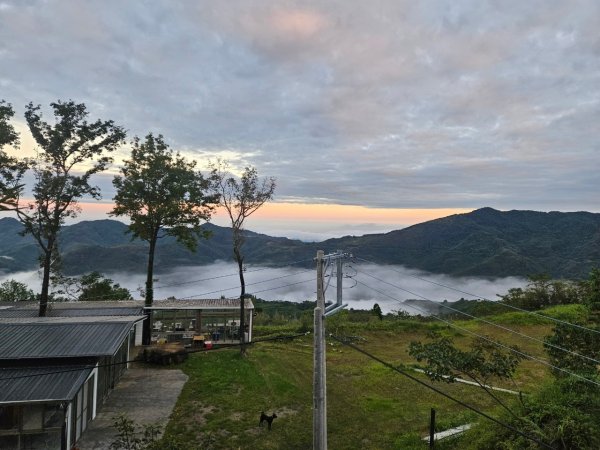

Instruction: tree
[409,334,524,420]
[584,267,600,306]
[52,271,132,301]
[371,303,383,320]
[111,133,216,343]
[0,279,36,302]
[544,322,600,376]
[210,160,276,354]
[0,100,27,211]
[15,101,125,316]
[499,275,583,310]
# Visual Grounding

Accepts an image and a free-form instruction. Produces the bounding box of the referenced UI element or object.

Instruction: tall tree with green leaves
[112,134,216,343]
[210,160,276,354]
[16,101,125,316]
[0,100,27,211]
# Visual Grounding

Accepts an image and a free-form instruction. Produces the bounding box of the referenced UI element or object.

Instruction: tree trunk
[38,246,52,317]
[235,246,246,356]
[142,237,157,345]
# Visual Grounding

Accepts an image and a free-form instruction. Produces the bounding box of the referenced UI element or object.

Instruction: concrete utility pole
[313,249,351,450]
[314,250,327,450]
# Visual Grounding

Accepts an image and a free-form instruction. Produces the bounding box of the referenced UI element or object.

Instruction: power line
[41,257,316,302]
[329,334,556,450]
[177,269,314,299]
[153,257,315,289]
[355,266,600,368]
[355,257,600,336]
[0,332,310,382]
[353,278,600,388]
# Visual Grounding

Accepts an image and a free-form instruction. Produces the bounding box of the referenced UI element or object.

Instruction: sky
[1,0,599,240]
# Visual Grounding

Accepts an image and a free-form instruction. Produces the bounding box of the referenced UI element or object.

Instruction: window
[43,404,63,429]
[0,406,18,430]
[21,405,43,431]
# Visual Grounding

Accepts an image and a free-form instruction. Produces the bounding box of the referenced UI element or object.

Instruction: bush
[462,377,600,450]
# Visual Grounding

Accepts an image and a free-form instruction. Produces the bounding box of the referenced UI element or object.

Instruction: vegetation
[14,100,125,316]
[52,271,132,301]
[143,269,600,449]
[159,333,509,450]
[1,209,599,279]
[112,133,216,342]
[0,100,26,211]
[210,160,276,354]
[499,274,587,311]
[110,414,163,450]
[0,279,35,302]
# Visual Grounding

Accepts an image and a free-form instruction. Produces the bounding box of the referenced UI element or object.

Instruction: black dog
[259,411,277,430]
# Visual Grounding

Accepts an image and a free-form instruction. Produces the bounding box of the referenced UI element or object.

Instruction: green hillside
[156,301,593,449]
[1,207,599,278]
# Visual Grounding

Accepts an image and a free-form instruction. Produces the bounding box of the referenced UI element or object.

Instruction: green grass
[160,326,539,449]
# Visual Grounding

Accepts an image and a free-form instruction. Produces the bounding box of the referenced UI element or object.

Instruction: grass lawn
[161,315,556,449]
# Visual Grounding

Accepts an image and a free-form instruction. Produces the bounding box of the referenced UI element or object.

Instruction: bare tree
[211,160,276,354]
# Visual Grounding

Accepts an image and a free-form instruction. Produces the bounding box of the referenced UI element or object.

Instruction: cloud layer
[1,0,598,211]
[2,262,526,314]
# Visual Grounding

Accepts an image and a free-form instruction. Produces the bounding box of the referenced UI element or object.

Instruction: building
[0,298,255,449]
[145,298,255,345]
[0,302,145,450]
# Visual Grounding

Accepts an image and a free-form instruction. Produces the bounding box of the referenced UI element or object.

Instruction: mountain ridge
[0,207,598,279]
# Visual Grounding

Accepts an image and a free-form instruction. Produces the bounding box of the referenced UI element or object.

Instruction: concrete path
[77,367,188,450]
[422,424,473,442]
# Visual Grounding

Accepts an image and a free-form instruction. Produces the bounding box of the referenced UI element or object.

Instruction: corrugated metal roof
[0,322,135,359]
[0,315,146,324]
[0,302,143,318]
[0,364,93,403]
[145,298,255,310]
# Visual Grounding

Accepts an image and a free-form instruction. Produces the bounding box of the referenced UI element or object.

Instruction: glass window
[43,404,63,429]
[22,404,44,431]
[22,431,61,450]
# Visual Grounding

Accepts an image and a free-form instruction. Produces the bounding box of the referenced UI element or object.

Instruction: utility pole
[314,250,326,450]
[313,249,351,450]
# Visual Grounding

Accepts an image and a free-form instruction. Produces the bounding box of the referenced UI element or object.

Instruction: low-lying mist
[1,262,526,314]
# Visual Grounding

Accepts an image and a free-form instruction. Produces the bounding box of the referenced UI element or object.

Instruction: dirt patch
[229,412,244,421]
[273,406,298,419]
[188,402,217,426]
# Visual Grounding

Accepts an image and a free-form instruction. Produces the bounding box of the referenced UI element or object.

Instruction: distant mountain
[1,207,599,279]
[326,207,600,278]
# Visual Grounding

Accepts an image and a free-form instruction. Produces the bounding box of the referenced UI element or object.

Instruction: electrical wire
[353,277,600,388]
[329,334,556,450]
[153,257,315,289]
[356,257,600,336]
[177,269,314,299]
[41,257,316,302]
[0,332,311,382]
[355,266,600,367]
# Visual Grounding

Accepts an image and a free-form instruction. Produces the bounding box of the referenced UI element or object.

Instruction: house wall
[69,374,95,448]
[96,337,129,403]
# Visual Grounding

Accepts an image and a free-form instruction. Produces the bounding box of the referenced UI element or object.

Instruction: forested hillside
[1,207,599,278]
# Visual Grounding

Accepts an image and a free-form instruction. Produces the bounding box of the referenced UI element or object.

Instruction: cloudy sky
[1,0,598,239]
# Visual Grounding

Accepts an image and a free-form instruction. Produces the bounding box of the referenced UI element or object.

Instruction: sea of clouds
[1,262,526,314]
